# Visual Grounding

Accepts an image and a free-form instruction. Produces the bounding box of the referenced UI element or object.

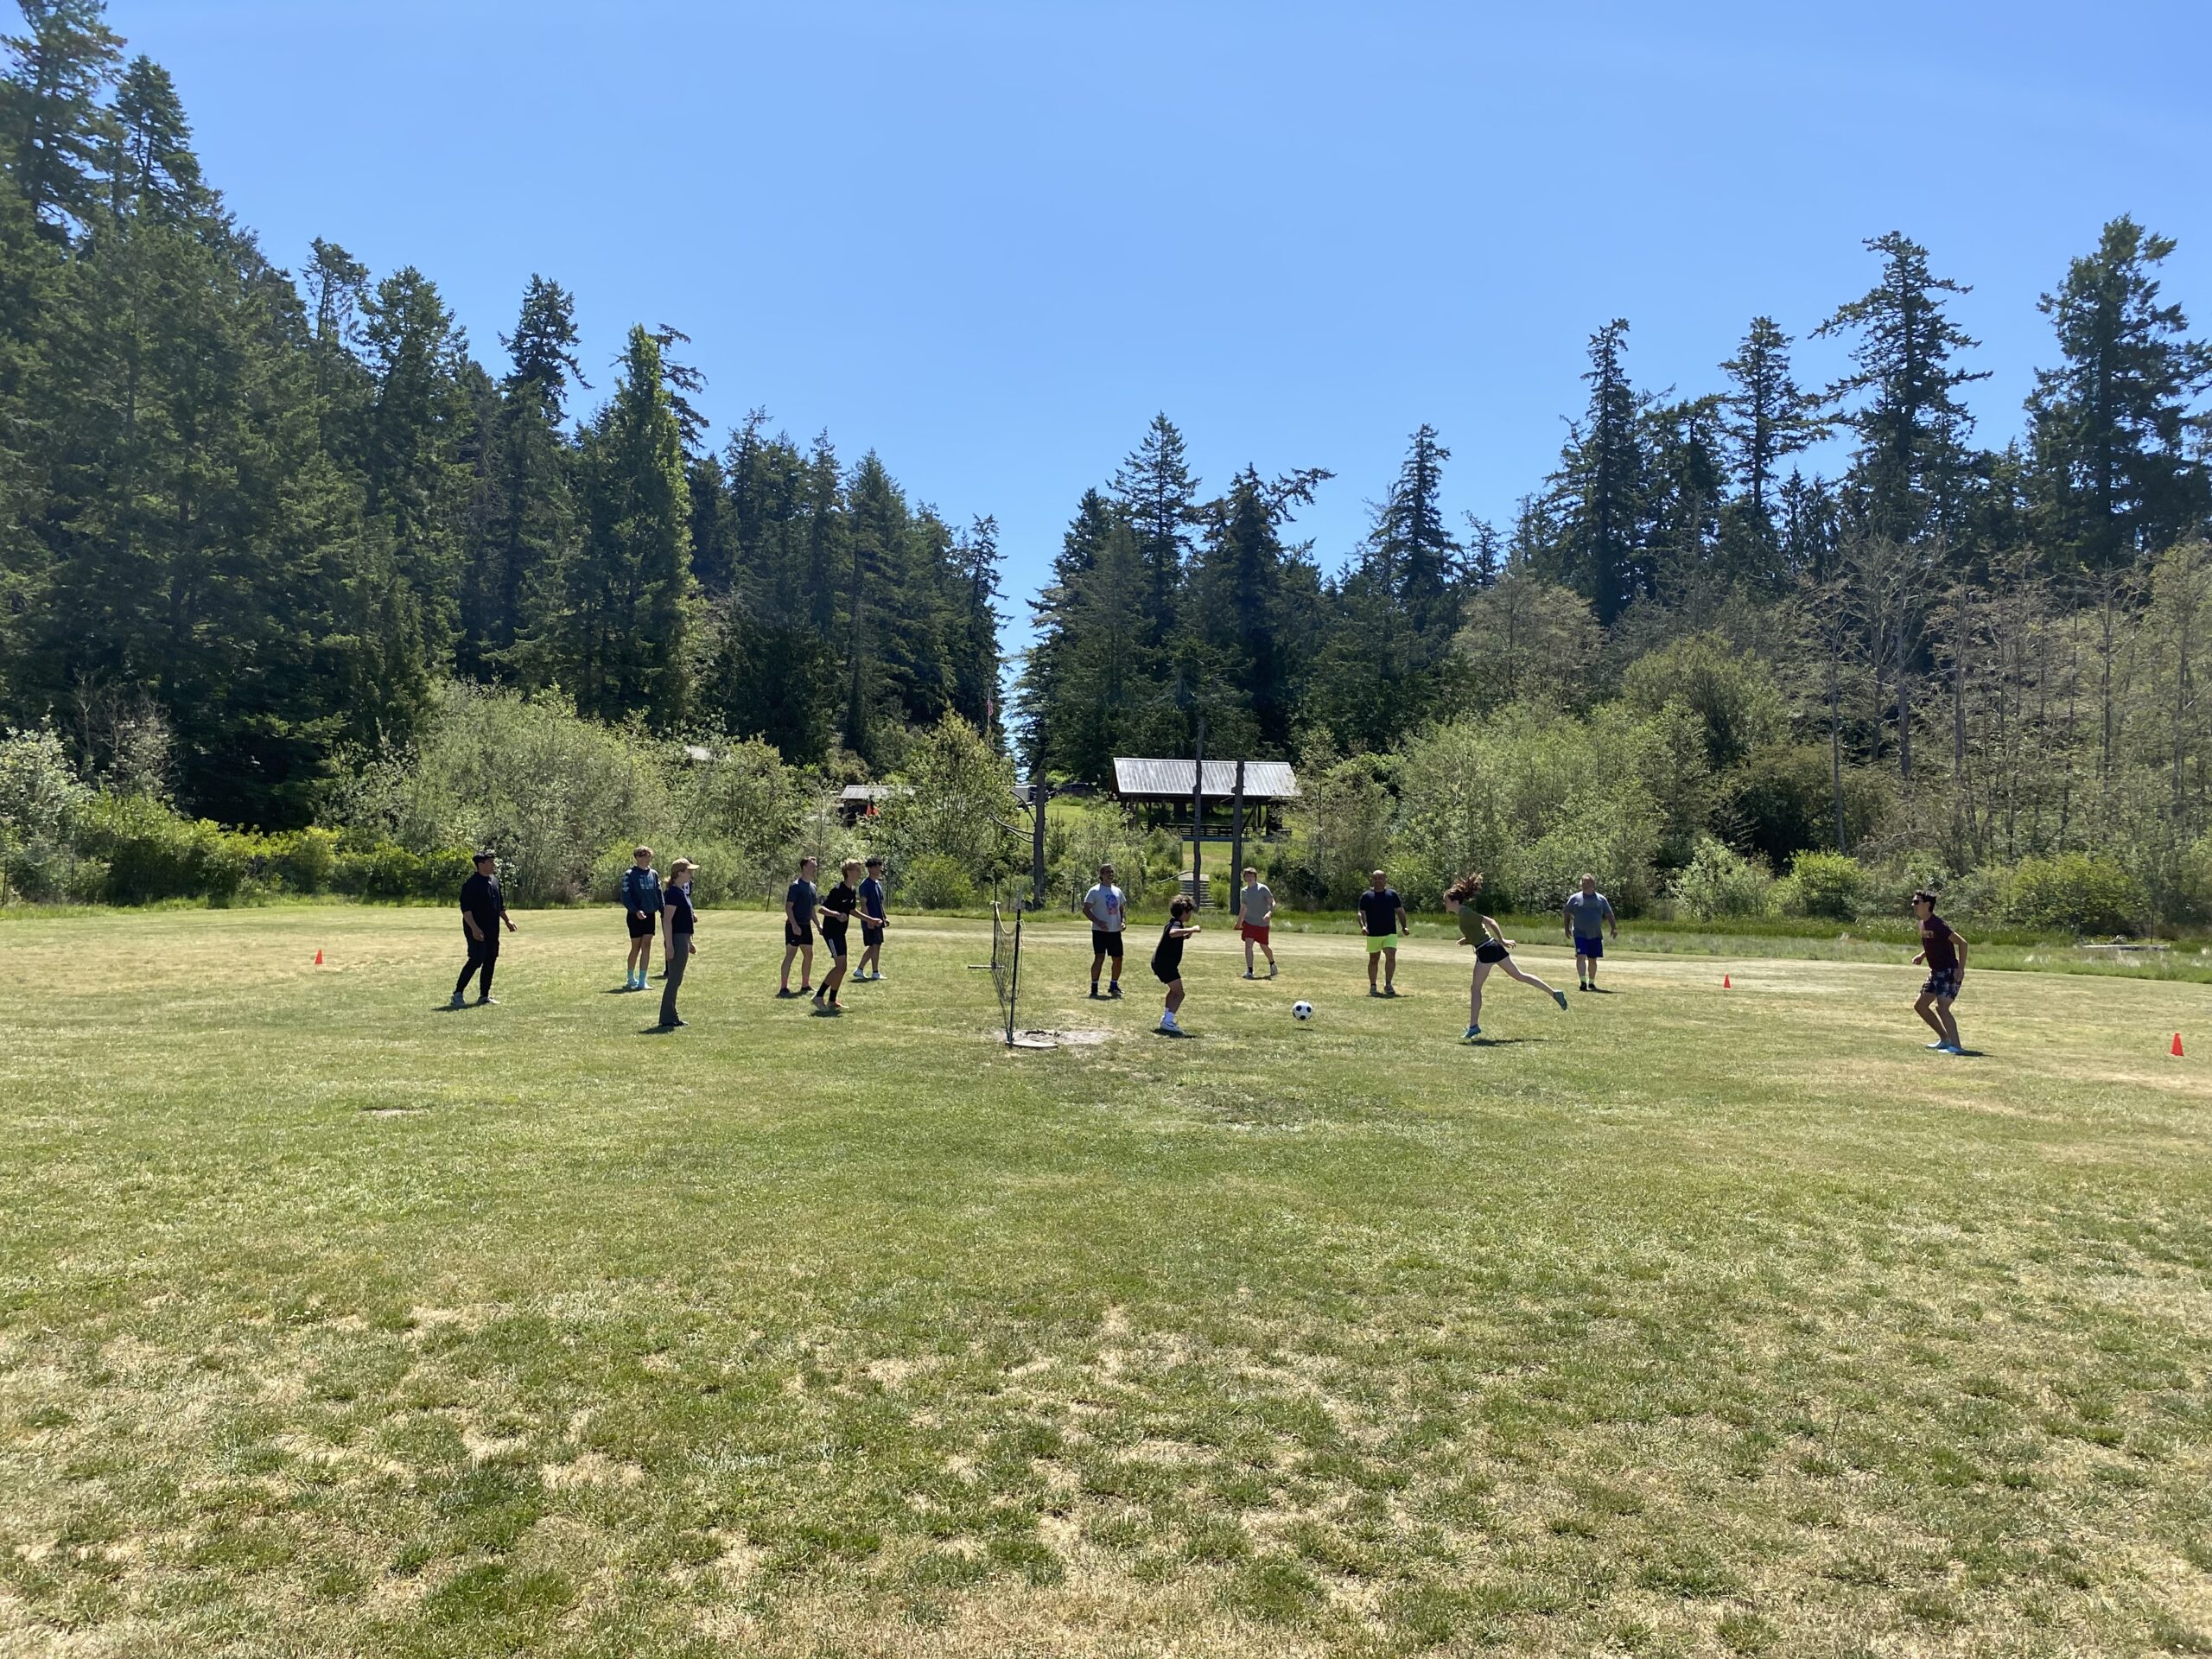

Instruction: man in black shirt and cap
[451,849,516,1009]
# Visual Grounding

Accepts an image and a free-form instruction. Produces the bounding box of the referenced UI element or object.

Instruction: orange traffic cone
[1723,973,1732,988]
[314,949,324,966]
[2172,1033,2183,1058]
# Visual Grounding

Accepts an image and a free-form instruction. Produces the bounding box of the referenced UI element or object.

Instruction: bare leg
[1936,996,1961,1048]
[798,941,813,993]
[1165,980,1185,1016]
[1243,937,1255,974]
[780,943,798,993]
[1914,995,1947,1039]
[1382,946,1397,993]
[817,952,847,1006]
[1470,961,1492,1028]
[1367,950,1379,991]
[1091,950,1105,991]
[1500,957,1558,996]
[1262,939,1276,971]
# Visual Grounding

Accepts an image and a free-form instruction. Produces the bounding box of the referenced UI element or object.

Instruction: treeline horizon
[7,0,2212,920]
[1021,212,2212,906]
[0,0,1004,832]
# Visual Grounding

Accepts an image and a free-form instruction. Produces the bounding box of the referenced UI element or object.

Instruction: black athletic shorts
[1475,938,1510,964]
[1093,928,1124,959]
[821,930,848,960]
[785,922,812,948]
[1152,961,1179,986]
[626,912,658,939]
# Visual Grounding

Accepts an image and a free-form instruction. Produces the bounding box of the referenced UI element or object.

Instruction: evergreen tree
[105,54,200,223]
[1369,423,1460,652]
[1718,316,1822,581]
[1110,412,1198,648]
[359,265,474,664]
[461,276,582,677]
[1546,319,1649,623]
[950,513,1002,741]
[1020,486,1117,771]
[0,0,120,239]
[2026,215,2212,575]
[537,324,693,726]
[1817,232,1990,541]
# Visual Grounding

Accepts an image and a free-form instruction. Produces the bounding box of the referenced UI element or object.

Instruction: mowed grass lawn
[3,906,2210,1659]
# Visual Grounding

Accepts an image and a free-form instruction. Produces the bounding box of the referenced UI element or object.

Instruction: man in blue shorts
[1563,873,1617,991]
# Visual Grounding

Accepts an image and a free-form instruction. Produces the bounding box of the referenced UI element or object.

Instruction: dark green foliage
[2026,215,2212,575]
[0,3,1004,821]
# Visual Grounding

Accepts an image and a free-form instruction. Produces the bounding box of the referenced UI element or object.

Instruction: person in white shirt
[1081,862,1127,999]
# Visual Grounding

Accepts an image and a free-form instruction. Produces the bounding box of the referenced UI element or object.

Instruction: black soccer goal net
[990,899,1023,1046]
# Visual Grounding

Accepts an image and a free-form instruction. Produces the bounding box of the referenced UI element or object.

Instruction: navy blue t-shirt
[1357,887,1402,938]
[461,872,505,934]
[664,881,696,937]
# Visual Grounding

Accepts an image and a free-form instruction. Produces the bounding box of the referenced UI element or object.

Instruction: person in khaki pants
[656,859,699,1029]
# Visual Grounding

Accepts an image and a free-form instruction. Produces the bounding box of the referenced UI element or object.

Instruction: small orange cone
[314,949,324,966]
[1723,974,1732,988]
[2172,1033,2183,1058]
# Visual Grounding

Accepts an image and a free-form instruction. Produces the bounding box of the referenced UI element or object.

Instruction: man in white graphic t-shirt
[1082,862,1128,999]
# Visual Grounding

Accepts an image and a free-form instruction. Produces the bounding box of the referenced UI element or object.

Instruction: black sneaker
[1089,988,1102,999]
[1109,983,1122,998]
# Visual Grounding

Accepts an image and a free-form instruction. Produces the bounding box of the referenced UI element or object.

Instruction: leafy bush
[1775,850,1864,921]
[0,725,90,903]
[901,852,977,911]
[1721,743,1891,869]
[2005,854,2148,937]
[874,715,1020,890]
[265,827,340,894]
[1045,803,1152,913]
[1667,836,1776,920]
[332,842,475,900]
[1391,707,1662,912]
[76,793,250,903]
[1618,632,1789,772]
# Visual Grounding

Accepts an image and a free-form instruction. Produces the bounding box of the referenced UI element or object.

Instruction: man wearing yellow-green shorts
[1357,869,1408,997]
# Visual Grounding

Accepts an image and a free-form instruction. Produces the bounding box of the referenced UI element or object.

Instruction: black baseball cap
[474,849,498,864]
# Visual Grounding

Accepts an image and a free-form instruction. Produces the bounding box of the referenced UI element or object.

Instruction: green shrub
[1667,836,1775,921]
[902,853,977,911]
[0,725,91,904]
[76,793,248,903]
[1720,743,1890,869]
[266,827,340,893]
[2005,854,2148,937]
[1776,850,1864,921]
[333,842,474,900]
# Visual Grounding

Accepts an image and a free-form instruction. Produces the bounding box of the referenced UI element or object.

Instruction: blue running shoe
[1463,1025,1480,1042]
[1552,989,1570,1011]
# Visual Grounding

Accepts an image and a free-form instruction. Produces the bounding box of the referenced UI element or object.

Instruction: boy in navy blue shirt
[620,845,662,991]
[855,856,889,982]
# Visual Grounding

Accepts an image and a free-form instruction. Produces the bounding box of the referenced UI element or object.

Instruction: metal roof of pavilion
[1110,759,1300,800]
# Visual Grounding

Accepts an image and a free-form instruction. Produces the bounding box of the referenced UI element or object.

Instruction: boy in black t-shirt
[813,859,861,1016]
[780,856,818,997]
[1910,889,1968,1054]
[1152,895,1201,1035]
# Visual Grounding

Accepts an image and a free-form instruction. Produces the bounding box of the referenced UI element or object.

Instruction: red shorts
[1241,923,1270,944]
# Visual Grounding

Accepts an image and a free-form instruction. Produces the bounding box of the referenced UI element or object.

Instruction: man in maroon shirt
[1910,889,1968,1055]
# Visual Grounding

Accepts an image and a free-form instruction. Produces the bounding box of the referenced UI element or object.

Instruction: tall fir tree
[1110,412,1198,649]
[2025,215,2212,576]
[1546,319,1649,623]
[537,324,693,726]
[0,0,119,239]
[1817,232,1989,542]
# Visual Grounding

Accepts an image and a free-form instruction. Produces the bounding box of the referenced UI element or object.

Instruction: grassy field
[3,906,2210,1657]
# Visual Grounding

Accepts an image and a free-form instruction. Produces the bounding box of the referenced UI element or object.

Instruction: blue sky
[120,1,2212,651]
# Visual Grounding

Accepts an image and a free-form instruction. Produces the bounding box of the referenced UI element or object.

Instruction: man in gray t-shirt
[1563,874,1618,991]
[1237,867,1276,978]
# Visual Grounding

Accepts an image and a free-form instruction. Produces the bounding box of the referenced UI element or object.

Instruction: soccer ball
[1292,1001,1313,1021]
